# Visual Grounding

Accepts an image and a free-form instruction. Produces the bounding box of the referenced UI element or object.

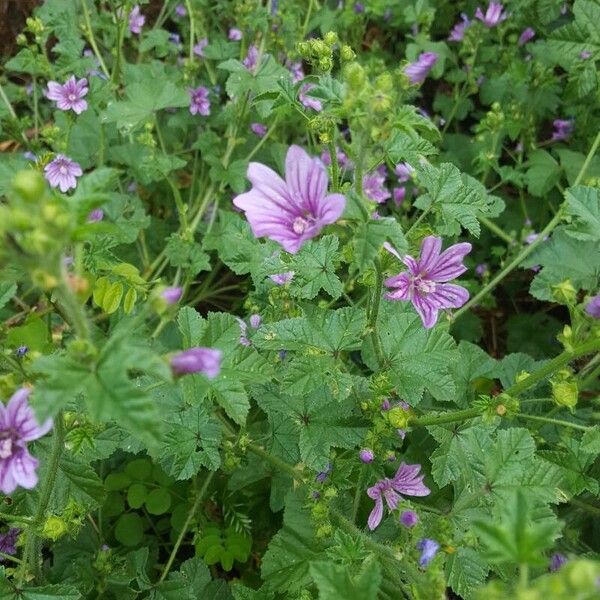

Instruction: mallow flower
[366,462,430,530]
[44,155,83,192]
[128,5,145,35]
[384,236,471,329]
[233,145,345,253]
[417,539,440,567]
[0,528,19,560]
[193,38,209,57]
[46,76,88,114]
[552,119,573,142]
[243,45,259,71]
[299,83,322,112]
[189,86,210,116]
[0,388,53,494]
[363,171,391,204]
[475,2,508,27]
[585,294,600,318]
[448,14,471,41]
[170,348,222,379]
[518,27,535,45]
[404,52,438,85]
[269,271,295,285]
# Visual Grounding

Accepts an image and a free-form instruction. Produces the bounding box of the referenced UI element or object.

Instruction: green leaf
[564,185,600,241]
[581,426,600,453]
[115,513,145,546]
[0,283,16,310]
[146,488,171,515]
[365,304,458,404]
[255,307,366,354]
[350,218,407,275]
[445,548,489,600]
[309,558,382,599]
[386,130,438,164]
[127,483,148,509]
[2,584,82,600]
[165,233,211,275]
[525,150,562,197]
[414,162,501,236]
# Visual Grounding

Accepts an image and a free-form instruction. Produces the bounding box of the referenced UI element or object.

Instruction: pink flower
[189,86,210,116]
[363,171,391,204]
[404,52,438,85]
[193,38,208,57]
[243,45,259,71]
[228,28,242,41]
[448,14,471,41]
[0,388,53,494]
[46,76,88,114]
[299,83,322,112]
[367,462,430,530]
[518,27,535,46]
[250,122,267,137]
[44,155,83,192]
[270,271,294,285]
[170,348,222,378]
[475,2,508,27]
[233,146,345,253]
[128,5,145,35]
[384,236,471,328]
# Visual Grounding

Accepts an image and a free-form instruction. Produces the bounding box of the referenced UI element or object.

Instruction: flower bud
[388,406,410,429]
[552,380,578,410]
[324,31,338,46]
[340,44,355,61]
[161,286,183,305]
[359,448,374,463]
[400,510,418,528]
[12,170,45,203]
[552,279,577,305]
[170,347,222,379]
[344,62,366,89]
[42,515,68,541]
[249,314,262,329]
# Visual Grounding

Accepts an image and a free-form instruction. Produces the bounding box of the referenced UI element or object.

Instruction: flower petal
[412,294,439,329]
[318,193,345,225]
[427,242,472,281]
[284,145,327,214]
[417,236,443,273]
[367,496,384,530]
[427,283,470,310]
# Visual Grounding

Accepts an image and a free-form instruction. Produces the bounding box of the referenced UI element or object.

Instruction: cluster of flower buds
[551,369,578,410]
[297,32,342,72]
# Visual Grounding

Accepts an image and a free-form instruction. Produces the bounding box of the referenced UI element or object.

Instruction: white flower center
[0,436,13,459]
[59,166,68,174]
[68,93,77,101]
[413,276,436,295]
[292,216,309,234]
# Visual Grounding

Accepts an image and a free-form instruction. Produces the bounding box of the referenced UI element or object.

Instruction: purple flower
[404,52,438,85]
[243,45,259,72]
[395,163,414,182]
[580,50,593,60]
[23,151,37,162]
[475,2,508,27]
[288,60,305,84]
[270,271,295,285]
[169,32,182,47]
[228,28,242,41]
[384,236,471,329]
[161,286,183,305]
[44,155,83,192]
[250,122,267,137]
[475,263,488,277]
[316,463,332,483]
[354,2,365,13]
[320,148,352,170]
[193,38,208,57]
[233,145,345,254]
[15,346,28,358]
[363,171,391,204]
[189,86,210,116]
[550,553,567,572]
[366,462,430,530]
[299,83,322,112]
[417,539,440,567]
[585,294,600,318]
[552,119,573,142]
[128,5,145,35]
[393,187,406,207]
[175,4,186,17]
[518,27,535,46]
[448,14,471,41]
[400,510,418,528]
[87,208,104,222]
[249,314,262,329]
[381,399,391,411]
[170,348,222,379]
[46,76,88,114]
[359,448,374,464]
[0,388,53,494]
[0,528,19,560]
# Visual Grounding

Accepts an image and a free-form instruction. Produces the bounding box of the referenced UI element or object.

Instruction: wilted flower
[585,294,600,318]
[552,119,573,141]
[550,553,567,572]
[189,86,210,116]
[193,38,208,57]
[363,171,391,204]
[518,27,535,45]
[46,76,88,114]
[384,236,471,329]
[393,187,406,207]
[359,448,375,463]
[0,388,53,494]
[233,145,345,253]
[175,4,186,17]
[161,287,183,305]
[400,510,419,528]
[366,462,430,530]
[270,271,295,285]
[243,44,259,71]
[250,122,267,137]
[417,539,440,567]
[170,348,222,379]
[299,83,322,111]
[475,2,508,27]
[0,528,20,560]
[228,28,242,41]
[448,13,471,41]
[44,155,83,192]
[87,208,104,222]
[128,5,145,35]
[404,52,438,85]
[315,463,332,483]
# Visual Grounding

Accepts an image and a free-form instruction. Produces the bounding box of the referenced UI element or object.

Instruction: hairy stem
[328,141,340,192]
[80,0,110,79]
[368,259,386,368]
[515,413,589,432]
[410,407,482,427]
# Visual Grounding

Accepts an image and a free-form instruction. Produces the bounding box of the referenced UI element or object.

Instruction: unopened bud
[324,31,338,46]
[12,170,45,203]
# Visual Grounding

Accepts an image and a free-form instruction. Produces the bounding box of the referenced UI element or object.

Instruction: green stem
[574,130,600,186]
[184,0,195,62]
[0,81,17,119]
[55,282,90,341]
[410,407,482,427]
[405,205,433,239]
[158,471,214,583]
[452,210,563,320]
[515,413,589,432]
[247,442,305,482]
[0,551,22,565]
[80,0,110,79]
[0,511,33,524]
[581,359,600,391]
[479,215,514,245]
[245,115,280,162]
[505,339,600,397]
[328,141,340,192]
[368,259,385,368]
[111,4,127,85]
[21,413,65,582]
[569,497,600,516]
[351,465,366,523]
